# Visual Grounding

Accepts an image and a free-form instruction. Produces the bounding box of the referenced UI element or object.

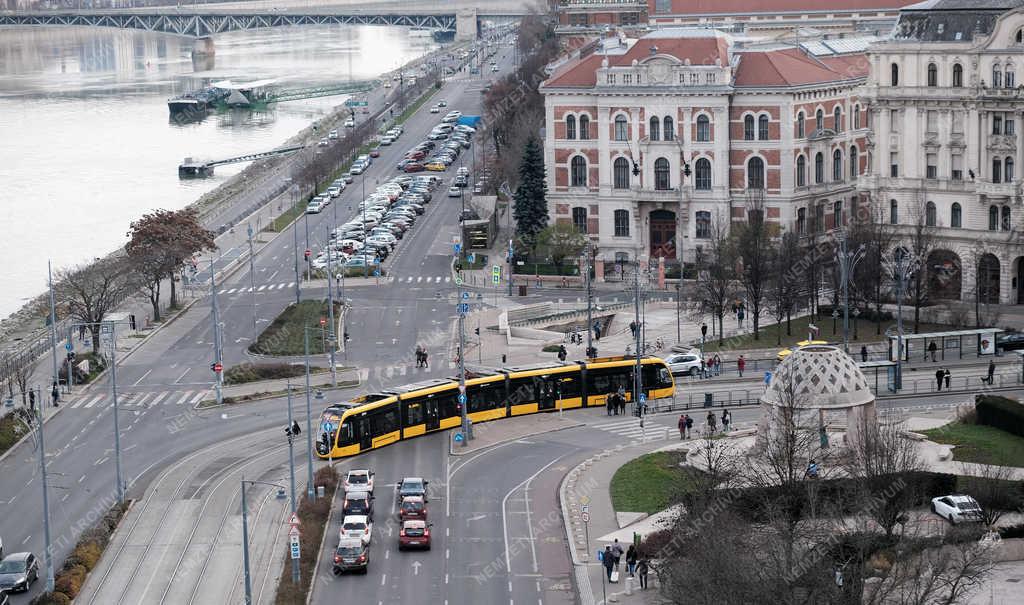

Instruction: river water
[0,24,436,320]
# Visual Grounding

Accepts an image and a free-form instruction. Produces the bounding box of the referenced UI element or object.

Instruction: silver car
[0,552,39,593]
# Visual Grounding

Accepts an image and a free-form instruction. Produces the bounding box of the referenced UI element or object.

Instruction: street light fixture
[835,232,866,353]
[883,249,921,391]
[240,478,288,605]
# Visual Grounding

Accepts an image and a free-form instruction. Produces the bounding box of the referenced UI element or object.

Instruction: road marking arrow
[412,561,421,576]
[467,514,486,522]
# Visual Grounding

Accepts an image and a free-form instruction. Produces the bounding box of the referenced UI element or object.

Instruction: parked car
[369,148,381,158]
[665,352,702,376]
[332,538,369,574]
[328,129,339,139]
[0,553,39,593]
[404,162,425,173]
[397,520,431,551]
[997,332,1024,351]
[306,200,324,214]
[447,186,462,198]
[429,104,440,113]
[344,118,356,127]
[931,495,983,525]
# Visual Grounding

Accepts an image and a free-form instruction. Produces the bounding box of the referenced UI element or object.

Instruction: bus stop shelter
[858,360,899,393]
[887,328,1004,363]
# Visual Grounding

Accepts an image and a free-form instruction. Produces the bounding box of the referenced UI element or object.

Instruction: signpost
[344,99,369,107]
[491,265,501,285]
[289,527,301,560]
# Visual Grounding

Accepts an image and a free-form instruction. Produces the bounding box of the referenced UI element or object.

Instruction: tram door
[357,416,373,451]
[537,376,556,411]
[425,399,440,431]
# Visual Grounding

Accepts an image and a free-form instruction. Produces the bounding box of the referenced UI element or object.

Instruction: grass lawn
[0,410,32,456]
[394,85,439,126]
[700,314,954,352]
[922,422,1024,467]
[264,200,308,233]
[249,300,344,356]
[610,451,692,515]
[458,251,487,270]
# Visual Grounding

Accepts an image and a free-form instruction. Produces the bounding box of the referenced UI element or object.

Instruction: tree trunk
[169,275,178,309]
[91,327,101,353]
[717,311,724,346]
[786,310,792,336]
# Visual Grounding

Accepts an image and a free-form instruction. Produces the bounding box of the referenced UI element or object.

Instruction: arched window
[890,199,899,225]
[993,157,1003,183]
[926,201,937,226]
[989,205,999,230]
[614,115,628,141]
[613,157,630,189]
[614,209,630,237]
[570,155,587,187]
[663,116,674,141]
[565,114,576,140]
[797,208,806,234]
[952,63,963,87]
[834,200,843,227]
[993,65,1003,88]
[654,157,671,190]
[927,62,938,86]
[695,158,712,190]
[833,149,843,181]
[891,62,899,86]
[579,115,590,140]
[695,211,711,239]
[747,157,765,189]
[649,116,660,141]
[1018,29,1023,44]
[849,146,859,179]
[758,114,769,140]
[572,206,587,233]
[1006,156,1015,182]
[797,111,805,138]
[815,152,824,184]
[1002,205,1012,230]
[696,115,710,142]
[743,115,755,141]
[796,155,806,187]
[815,109,824,132]
[1007,65,1016,87]
[853,104,861,129]
[951,202,962,228]
[833,106,842,132]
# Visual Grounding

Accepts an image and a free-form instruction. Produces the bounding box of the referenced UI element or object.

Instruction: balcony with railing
[975,180,1021,201]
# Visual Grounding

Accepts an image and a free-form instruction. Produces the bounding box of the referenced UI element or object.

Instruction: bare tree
[55,257,135,354]
[733,188,776,339]
[849,202,896,335]
[767,231,802,345]
[905,198,938,333]
[695,211,735,346]
[958,462,1023,529]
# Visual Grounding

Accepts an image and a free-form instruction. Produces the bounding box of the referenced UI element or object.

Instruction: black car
[997,332,1024,351]
[332,538,370,574]
[343,490,375,519]
[396,477,429,503]
[0,553,38,593]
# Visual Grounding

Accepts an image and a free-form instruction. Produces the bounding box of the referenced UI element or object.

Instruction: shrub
[976,394,1024,438]
[998,523,1024,539]
[53,565,86,599]
[224,363,305,385]
[30,592,72,605]
[72,541,102,571]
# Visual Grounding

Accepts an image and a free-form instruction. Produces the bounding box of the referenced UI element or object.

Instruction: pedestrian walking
[935,368,944,391]
[944,368,951,390]
[738,305,745,329]
[985,360,996,385]
[557,345,567,362]
[422,349,429,368]
[415,345,424,368]
[861,345,868,363]
[603,546,614,581]
[637,558,649,589]
[700,358,707,379]
[51,381,59,407]
[678,414,686,440]
[928,341,938,362]
[593,320,602,341]
[629,321,637,339]
[626,545,638,577]
[685,414,693,439]
[78,324,86,342]
[721,408,731,433]
[737,355,745,377]
[611,539,624,572]
[706,410,717,434]
[713,354,722,376]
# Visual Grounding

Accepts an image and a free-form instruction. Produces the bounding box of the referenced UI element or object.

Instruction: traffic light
[474,327,480,336]
[701,323,708,338]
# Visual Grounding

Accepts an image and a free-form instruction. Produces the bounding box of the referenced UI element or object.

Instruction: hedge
[976,394,1024,439]
[274,466,339,605]
[224,363,306,385]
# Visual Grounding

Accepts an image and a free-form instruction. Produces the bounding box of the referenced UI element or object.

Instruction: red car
[404,162,425,173]
[398,495,427,521]
[369,149,381,158]
[405,150,426,161]
[398,519,431,550]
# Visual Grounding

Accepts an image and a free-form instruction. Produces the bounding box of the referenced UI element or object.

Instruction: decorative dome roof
[761,345,874,409]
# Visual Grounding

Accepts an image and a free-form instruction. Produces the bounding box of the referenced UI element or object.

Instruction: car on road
[328,129,339,139]
[429,104,440,113]
[997,331,1024,351]
[344,469,374,493]
[931,494,983,525]
[664,352,702,377]
[454,175,468,188]
[399,495,427,520]
[305,200,324,214]
[379,136,393,146]
[383,80,391,88]
[340,515,373,545]
[342,173,355,184]
[398,520,431,550]
[491,64,499,72]
[369,148,381,158]
[344,118,356,127]
[342,490,374,519]
[437,100,447,107]
[396,477,429,502]
[0,552,39,593]
[326,186,342,198]
[447,186,462,198]
[317,138,331,147]
[332,538,369,574]
[349,163,366,175]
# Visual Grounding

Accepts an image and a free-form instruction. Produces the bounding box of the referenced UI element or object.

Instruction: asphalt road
[0,35,514,603]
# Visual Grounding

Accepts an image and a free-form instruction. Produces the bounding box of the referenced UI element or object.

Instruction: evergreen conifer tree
[513,137,549,251]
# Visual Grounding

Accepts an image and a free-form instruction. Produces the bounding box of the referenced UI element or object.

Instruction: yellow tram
[315,356,675,459]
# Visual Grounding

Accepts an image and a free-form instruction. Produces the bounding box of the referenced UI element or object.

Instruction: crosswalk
[221,282,295,295]
[394,275,452,284]
[66,389,209,410]
[589,416,755,440]
[218,275,452,294]
[358,360,461,383]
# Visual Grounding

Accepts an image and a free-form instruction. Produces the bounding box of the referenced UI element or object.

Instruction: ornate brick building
[540,29,871,274]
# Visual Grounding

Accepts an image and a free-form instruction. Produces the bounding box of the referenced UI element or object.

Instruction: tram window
[338,421,354,445]
[369,406,400,436]
[557,375,581,398]
[431,391,459,418]
[588,367,632,395]
[642,365,673,390]
[507,376,537,407]
[468,381,503,413]
[404,402,424,427]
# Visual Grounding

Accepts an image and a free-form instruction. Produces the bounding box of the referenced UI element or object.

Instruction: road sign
[454,277,463,286]
[581,512,590,523]
[374,269,381,277]
[582,504,590,514]
[288,512,301,527]
[453,243,462,254]
[457,393,467,405]
[467,253,475,263]
[289,534,301,560]
[461,292,470,300]
[596,550,604,562]
[65,343,73,351]
[212,362,223,373]
[458,384,466,393]
[639,394,647,404]
[454,432,464,443]
[457,303,469,315]
[319,317,327,326]
[344,99,369,107]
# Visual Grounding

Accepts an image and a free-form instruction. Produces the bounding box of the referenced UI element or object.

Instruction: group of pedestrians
[601,540,650,589]
[606,386,627,416]
[414,344,429,368]
[677,409,731,439]
[935,367,952,391]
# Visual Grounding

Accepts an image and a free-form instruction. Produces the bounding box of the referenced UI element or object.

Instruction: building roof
[761,345,875,409]
[893,0,1024,40]
[733,47,869,87]
[652,0,920,16]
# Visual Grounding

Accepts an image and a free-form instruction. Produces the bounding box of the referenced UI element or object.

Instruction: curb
[447,419,584,456]
[0,404,67,466]
[559,453,597,605]
[305,477,341,605]
[194,377,362,410]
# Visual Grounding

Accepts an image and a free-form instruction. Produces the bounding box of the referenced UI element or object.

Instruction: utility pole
[247,223,257,338]
[325,225,338,387]
[292,214,301,304]
[584,244,594,358]
[362,174,368,278]
[107,321,125,503]
[241,478,252,605]
[285,382,300,586]
[35,401,55,593]
[303,212,311,282]
[210,260,223,406]
[507,239,514,297]
[48,260,59,390]
[885,251,919,392]
[303,329,315,499]
[632,262,644,427]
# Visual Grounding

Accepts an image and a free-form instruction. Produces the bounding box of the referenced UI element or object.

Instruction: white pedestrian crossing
[257,285,267,291]
[149,392,169,406]
[133,393,153,406]
[189,391,206,405]
[83,395,104,409]
[175,391,193,405]
[67,389,211,410]
[589,418,670,440]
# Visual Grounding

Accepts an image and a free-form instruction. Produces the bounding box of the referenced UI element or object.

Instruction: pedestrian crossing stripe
[149,392,169,406]
[69,390,209,409]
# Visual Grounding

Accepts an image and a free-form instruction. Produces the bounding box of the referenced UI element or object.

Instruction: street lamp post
[285,381,300,586]
[34,396,55,593]
[292,213,301,304]
[240,478,287,605]
[883,250,920,391]
[210,260,223,406]
[324,225,338,387]
[583,245,594,358]
[303,329,316,499]
[303,212,311,282]
[48,260,59,390]
[106,320,125,503]
[835,233,866,353]
[247,223,258,338]
[632,262,645,427]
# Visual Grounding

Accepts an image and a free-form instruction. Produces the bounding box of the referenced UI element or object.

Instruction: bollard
[624,576,634,595]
